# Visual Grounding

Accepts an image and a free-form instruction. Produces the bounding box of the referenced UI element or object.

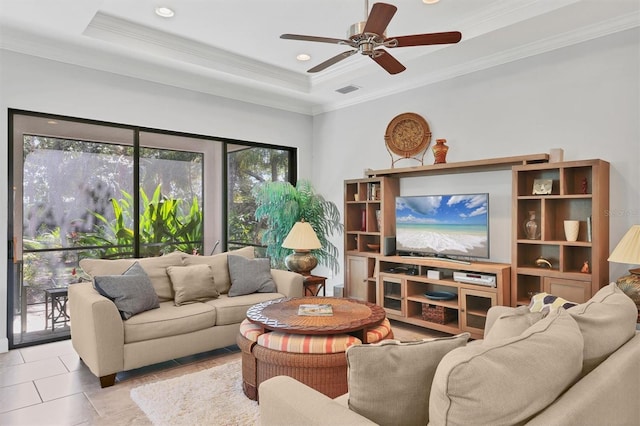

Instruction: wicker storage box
[422,304,457,324]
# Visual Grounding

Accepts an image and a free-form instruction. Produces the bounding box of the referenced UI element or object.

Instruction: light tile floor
[0,321,439,425]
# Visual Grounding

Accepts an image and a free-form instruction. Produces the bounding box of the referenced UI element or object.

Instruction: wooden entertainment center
[343,154,610,339]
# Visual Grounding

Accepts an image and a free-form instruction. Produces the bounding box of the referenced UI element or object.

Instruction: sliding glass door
[8,111,295,348]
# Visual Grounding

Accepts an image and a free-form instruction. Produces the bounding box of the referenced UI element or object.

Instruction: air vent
[336,85,360,94]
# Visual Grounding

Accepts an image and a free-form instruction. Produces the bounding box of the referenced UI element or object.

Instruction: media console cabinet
[378,256,509,339]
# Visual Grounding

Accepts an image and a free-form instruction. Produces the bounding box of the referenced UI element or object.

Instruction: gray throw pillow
[227,255,277,297]
[346,333,470,426]
[94,262,160,319]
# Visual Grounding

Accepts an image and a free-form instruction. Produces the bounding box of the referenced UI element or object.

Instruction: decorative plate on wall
[384,112,431,167]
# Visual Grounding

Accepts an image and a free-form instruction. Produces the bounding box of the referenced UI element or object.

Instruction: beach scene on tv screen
[396,194,489,258]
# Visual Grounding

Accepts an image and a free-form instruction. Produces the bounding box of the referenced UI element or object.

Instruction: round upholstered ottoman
[236,319,264,400]
[253,318,393,399]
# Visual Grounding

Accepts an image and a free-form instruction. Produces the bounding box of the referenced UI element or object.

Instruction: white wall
[0,50,313,351]
[312,28,640,295]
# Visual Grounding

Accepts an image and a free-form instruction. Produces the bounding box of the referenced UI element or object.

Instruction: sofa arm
[270,269,304,298]
[259,376,376,426]
[68,282,125,381]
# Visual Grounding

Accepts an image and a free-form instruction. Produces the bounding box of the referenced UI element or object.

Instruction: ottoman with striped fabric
[237,318,393,400]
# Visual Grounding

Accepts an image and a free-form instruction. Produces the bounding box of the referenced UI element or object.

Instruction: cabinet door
[345,255,368,301]
[542,276,590,304]
[460,288,496,337]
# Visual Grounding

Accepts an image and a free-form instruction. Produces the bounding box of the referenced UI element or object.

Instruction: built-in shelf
[365,154,549,178]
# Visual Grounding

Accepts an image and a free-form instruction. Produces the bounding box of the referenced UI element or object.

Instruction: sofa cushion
[181,246,255,295]
[346,333,469,426]
[258,332,361,354]
[227,255,277,297]
[167,264,219,306]
[568,282,638,376]
[123,300,216,344]
[206,293,284,326]
[429,309,583,426]
[80,251,184,302]
[93,262,160,320]
[483,305,546,345]
[529,292,578,312]
[135,251,184,301]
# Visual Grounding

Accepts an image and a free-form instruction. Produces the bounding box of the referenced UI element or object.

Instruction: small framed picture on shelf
[532,179,553,195]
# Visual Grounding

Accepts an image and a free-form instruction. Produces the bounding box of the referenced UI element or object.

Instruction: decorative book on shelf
[298,304,333,316]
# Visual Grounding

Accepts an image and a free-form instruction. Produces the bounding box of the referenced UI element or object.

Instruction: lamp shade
[282,221,321,251]
[608,225,640,265]
[608,224,640,305]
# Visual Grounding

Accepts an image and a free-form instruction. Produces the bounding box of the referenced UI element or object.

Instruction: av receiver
[453,271,496,287]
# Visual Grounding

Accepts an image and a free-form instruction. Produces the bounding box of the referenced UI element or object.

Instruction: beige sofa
[69,247,303,387]
[260,283,640,426]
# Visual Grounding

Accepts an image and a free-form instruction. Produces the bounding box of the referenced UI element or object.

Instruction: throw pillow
[181,246,255,295]
[529,292,578,312]
[346,333,470,426]
[93,262,160,320]
[568,282,638,376]
[135,251,184,301]
[227,255,277,297]
[483,305,547,344]
[166,264,219,306]
[429,309,583,426]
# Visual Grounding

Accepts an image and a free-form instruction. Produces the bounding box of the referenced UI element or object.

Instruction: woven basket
[253,344,348,399]
[236,333,258,401]
[422,304,456,324]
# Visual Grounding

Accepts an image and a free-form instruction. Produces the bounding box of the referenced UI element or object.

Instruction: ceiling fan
[280,1,462,75]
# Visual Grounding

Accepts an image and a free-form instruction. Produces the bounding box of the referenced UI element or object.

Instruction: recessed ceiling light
[155,7,175,18]
[296,53,311,61]
[47,120,58,125]
[423,0,440,4]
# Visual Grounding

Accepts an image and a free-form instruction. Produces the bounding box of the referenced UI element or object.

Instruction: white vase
[564,220,579,242]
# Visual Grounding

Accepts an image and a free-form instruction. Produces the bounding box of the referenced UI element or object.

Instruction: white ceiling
[1,0,638,115]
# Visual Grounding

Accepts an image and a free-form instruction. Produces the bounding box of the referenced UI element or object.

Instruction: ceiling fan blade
[363,3,397,35]
[371,50,406,75]
[281,33,355,46]
[388,31,462,47]
[308,50,357,73]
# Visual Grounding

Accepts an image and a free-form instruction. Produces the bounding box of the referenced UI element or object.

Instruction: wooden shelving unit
[511,159,610,306]
[344,177,399,303]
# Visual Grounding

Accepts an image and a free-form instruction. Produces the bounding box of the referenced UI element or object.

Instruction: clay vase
[433,139,449,164]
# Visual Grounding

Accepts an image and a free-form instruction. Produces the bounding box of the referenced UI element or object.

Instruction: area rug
[130,360,259,425]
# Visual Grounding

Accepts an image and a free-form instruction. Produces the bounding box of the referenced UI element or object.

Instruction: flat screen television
[395,193,489,259]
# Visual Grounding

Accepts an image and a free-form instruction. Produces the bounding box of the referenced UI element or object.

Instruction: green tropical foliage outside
[76,184,203,258]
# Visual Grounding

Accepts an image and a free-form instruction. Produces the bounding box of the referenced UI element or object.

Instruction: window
[8,111,295,348]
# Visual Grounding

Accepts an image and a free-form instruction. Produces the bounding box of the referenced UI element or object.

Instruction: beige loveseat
[69,247,303,387]
[260,283,640,426]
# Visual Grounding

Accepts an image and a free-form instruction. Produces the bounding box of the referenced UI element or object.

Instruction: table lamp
[282,220,322,275]
[607,224,640,304]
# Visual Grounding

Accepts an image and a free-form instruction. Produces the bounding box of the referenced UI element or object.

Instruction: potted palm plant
[252,180,343,273]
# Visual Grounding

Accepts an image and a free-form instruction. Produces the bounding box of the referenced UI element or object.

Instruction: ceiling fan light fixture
[296,53,311,61]
[155,7,175,18]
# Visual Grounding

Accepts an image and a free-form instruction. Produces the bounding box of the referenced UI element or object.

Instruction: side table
[44,287,70,330]
[303,275,326,296]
